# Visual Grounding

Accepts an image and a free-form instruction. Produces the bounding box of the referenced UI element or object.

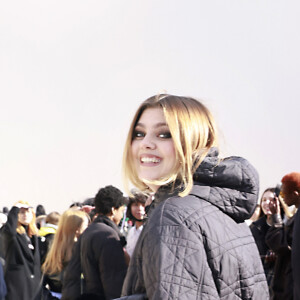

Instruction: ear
[111,207,116,216]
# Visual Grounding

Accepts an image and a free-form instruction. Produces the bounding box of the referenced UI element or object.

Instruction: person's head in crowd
[15,200,39,237]
[94,185,128,225]
[281,172,300,208]
[69,202,83,209]
[42,209,90,275]
[122,94,217,197]
[259,188,277,217]
[82,198,95,206]
[36,204,46,217]
[45,211,61,226]
[127,191,147,224]
[2,207,8,215]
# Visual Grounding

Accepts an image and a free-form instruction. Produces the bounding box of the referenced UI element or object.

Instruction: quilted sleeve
[142,201,219,300]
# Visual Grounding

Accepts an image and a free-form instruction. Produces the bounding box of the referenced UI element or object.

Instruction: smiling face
[131,107,176,192]
[261,190,276,215]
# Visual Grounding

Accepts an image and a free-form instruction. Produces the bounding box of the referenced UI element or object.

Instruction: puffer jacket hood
[151,147,259,224]
[191,147,259,223]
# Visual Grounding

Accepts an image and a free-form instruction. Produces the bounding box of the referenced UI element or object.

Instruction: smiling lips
[140,155,161,164]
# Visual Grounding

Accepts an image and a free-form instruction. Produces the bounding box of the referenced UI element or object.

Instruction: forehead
[131,201,145,206]
[19,207,31,213]
[262,191,274,198]
[137,107,167,126]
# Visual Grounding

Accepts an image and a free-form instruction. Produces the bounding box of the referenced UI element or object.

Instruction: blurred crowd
[0,186,148,300]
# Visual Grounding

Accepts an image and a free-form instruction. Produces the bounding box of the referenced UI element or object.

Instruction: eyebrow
[135,122,168,129]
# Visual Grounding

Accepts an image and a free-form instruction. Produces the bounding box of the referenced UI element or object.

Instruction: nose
[140,134,156,150]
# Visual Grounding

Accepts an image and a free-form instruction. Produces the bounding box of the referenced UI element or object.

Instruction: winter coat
[250,217,276,287]
[0,263,6,300]
[0,207,42,300]
[266,214,294,300]
[62,215,127,300]
[292,208,300,299]
[121,148,269,300]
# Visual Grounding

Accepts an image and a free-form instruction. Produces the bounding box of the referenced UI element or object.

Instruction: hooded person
[119,94,269,299]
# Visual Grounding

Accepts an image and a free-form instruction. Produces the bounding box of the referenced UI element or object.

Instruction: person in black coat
[290,173,300,299]
[62,185,128,300]
[250,188,287,294]
[0,200,42,300]
[0,263,6,300]
[265,172,300,300]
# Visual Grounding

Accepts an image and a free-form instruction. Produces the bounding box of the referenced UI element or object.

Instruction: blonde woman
[0,200,41,300]
[42,209,89,299]
[120,94,269,299]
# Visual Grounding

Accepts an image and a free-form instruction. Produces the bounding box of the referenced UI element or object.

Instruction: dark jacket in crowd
[266,214,294,300]
[250,216,276,287]
[0,207,42,300]
[121,148,269,299]
[62,215,127,300]
[292,208,300,300]
[0,263,6,300]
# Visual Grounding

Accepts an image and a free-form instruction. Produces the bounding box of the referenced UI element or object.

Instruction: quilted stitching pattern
[121,152,269,300]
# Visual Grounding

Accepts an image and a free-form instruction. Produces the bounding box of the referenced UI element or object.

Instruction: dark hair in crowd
[69,202,83,208]
[36,204,46,217]
[82,198,95,206]
[126,192,147,221]
[94,185,127,215]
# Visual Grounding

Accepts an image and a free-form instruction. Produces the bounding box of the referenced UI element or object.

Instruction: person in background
[266,172,299,300]
[62,185,128,300]
[1,208,8,216]
[42,209,89,299]
[0,262,6,300]
[120,94,269,299]
[39,211,61,264]
[289,172,300,300]
[36,204,46,218]
[0,200,42,300]
[250,188,286,294]
[126,192,147,258]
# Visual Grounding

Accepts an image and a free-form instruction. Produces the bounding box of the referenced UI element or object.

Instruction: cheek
[131,141,139,159]
[165,142,176,162]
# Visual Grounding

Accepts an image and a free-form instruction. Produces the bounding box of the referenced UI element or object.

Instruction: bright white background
[1,1,299,213]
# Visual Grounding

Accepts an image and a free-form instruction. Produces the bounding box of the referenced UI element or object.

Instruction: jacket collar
[94,215,126,247]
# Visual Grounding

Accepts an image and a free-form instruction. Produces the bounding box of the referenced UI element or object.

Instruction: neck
[135,221,143,229]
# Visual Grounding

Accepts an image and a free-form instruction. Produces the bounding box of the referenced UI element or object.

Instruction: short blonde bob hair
[123,94,218,197]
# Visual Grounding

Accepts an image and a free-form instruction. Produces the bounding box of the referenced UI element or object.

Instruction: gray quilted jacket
[121,148,269,299]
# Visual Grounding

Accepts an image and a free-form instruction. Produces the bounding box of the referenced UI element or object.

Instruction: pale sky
[1,1,299,213]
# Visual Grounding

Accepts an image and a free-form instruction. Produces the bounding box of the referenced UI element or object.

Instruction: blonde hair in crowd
[16,200,39,237]
[123,94,218,197]
[42,209,89,275]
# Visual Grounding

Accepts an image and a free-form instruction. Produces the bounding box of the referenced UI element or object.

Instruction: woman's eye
[133,130,145,139]
[158,132,172,139]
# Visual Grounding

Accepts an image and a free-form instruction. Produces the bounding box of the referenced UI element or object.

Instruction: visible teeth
[141,157,160,163]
